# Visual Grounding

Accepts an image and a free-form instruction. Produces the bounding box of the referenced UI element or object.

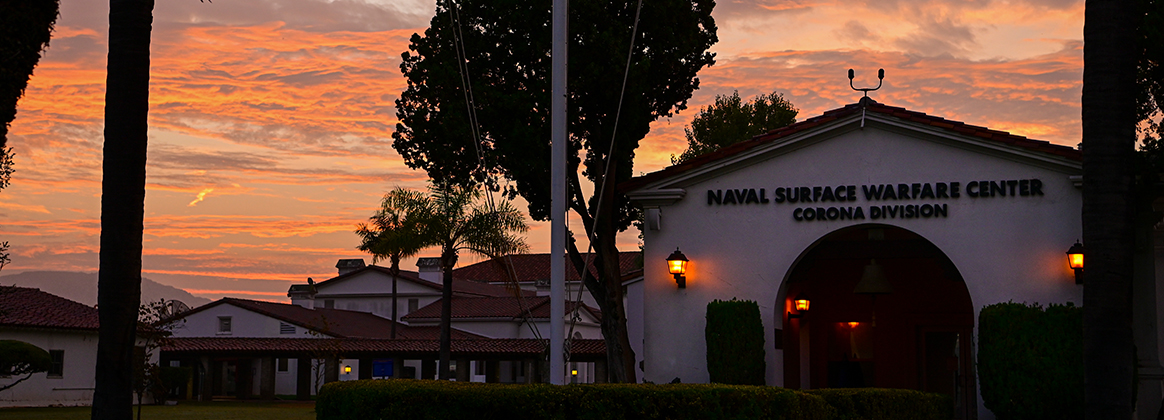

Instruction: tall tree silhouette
[93,0,154,418]
[394,0,716,382]
[1082,0,1138,417]
[356,187,431,338]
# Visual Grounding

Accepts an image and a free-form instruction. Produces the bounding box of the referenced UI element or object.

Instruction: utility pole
[549,0,567,386]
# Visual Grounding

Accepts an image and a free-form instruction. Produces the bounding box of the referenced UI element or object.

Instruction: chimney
[287,280,317,309]
[336,259,366,276]
[417,257,441,283]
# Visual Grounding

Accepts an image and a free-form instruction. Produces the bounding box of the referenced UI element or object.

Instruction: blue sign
[372,359,393,377]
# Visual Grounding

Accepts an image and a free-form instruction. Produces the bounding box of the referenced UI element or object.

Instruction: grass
[0,400,316,420]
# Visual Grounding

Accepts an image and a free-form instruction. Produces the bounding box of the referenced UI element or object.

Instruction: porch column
[421,358,436,380]
[455,358,470,382]
[485,360,500,383]
[393,357,405,379]
[260,357,276,400]
[296,358,312,400]
[324,357,339,383]
[198,356,211,401]
[237,358,254,399]
[358,357,373,380]
[524,359,538,384]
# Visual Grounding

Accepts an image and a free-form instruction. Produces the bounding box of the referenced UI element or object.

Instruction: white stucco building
[625,99,1162,419]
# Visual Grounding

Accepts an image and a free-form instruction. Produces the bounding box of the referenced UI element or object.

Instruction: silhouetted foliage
[672,90,797,165]
[394,0,716,381]
[1138,0,1164,141]
[978,302,1083,420]
[0,340,52,392]
[0,0,59,150]
[705,299,765,385]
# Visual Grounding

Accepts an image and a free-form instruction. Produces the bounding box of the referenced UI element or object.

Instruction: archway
[780,224,975,418]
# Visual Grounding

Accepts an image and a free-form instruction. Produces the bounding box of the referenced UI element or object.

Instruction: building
[623,99,1162,419]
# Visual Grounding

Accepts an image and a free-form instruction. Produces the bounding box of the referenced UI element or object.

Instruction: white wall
[169,304,327,338]
[0,329,98,407]
[634,120,1083,419]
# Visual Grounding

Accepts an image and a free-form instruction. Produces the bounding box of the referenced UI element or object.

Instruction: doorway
[781,224,976,419]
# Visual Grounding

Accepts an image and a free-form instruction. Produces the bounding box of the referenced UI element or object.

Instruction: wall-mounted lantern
[848,322,860,328]
[1067,241,1084,285]
[789,294,810,319]
[344,365,352,374]
[666,248,689,289]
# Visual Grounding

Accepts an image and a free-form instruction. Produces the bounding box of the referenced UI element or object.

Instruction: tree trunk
[439,250,457,380]
[93,0,153,419]
[1082,0,1138,418]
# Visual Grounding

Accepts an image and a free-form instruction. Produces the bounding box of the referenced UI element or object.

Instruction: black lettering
[847,186,857,201]
[745,189,760,204]
[935,183,949,199]
[883,185,898,200]
[821,186,836,202]
[817,208,827,220]
[834,186,846,201]
[887,206,899,218]
[854,207,865,219]
[839,207,853,219]
[935,204,948,217]
[990,181,1004,197]
[920,204,934,217]
[1019,180,1030,196]
[951,182,961,198]
[804,208,816,220]
[905,205,917,218]
[898,184,910,200]
[793,208,803,221]
[813,186,823,202]
[863,184,883,200]
[761,188,770,203]
[734,189,748,203]
[826,207,839,220]
[870,206,882,219]
[774,187,786,203]
[1006,180,1018,196]
[920,183,935,199]
[708,190,722,205]
[911,183,922,199]
[723,190,738,204]
[800,187,812,203]
[1030,179,1043,195]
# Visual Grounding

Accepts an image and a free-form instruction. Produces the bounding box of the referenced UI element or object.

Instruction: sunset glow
[0,0,1085,302]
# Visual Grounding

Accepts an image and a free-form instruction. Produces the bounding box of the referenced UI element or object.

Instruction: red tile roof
[0,286,100,331]
[312,265,533,298]
[178,298,482,340]
[401,296,600,322]
[161,337,607,357]
[453,252,643,284]
[621,99,1082,192]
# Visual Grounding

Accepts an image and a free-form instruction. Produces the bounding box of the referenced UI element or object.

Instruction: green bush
[978,302,1083,420]
[316,380,833,420]
[706,298,766,385]
[805,388,952,420]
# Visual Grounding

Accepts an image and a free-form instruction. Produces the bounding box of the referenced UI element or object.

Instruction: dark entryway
[782,224,976,419]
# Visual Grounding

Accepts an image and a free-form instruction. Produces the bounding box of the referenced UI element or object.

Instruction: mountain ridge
[0,270,212,307]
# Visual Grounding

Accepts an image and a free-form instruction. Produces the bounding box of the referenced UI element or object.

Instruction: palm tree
[1081,0,1138,417]
[423,184,529,380]
[94,0,154,418]
[356,187,431,338]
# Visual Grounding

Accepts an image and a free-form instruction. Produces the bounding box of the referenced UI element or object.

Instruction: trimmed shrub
[316,380,833,420]
[978,302,1083,420]
[805,388,952,420]
[706,298,766,385]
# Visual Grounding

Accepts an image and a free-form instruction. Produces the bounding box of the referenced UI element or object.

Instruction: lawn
[0,400,316,420]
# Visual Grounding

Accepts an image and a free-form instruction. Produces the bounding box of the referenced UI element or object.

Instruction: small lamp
[1067,241,1084,285]
[789,294,810,319]
[344,365,352,374]
[666,248,689,289]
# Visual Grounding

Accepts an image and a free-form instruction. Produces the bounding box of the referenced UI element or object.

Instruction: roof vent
[417,257,441,282]
[336,259,366,275]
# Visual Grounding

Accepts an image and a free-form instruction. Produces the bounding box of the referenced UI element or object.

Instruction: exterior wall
[0,329,98,407]
[624,278,645,381]
[314,271,442,320]
[169,305,325,338]
[637,123,1083,419]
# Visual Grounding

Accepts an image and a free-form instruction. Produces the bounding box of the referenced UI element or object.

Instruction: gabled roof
[162,337,607,359]
[621,99,1082,192]
[309,265,532,298]
[453,252,643,284]
[0,286,99,331]
[401,296,601,322]
[177,297,482,340]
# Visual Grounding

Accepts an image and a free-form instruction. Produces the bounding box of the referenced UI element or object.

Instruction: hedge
[317,380,832,420]
[977,302,1082,420]
[804,388,952,420]
[706,298,766,385]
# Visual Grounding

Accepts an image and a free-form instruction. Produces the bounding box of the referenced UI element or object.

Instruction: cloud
[187,188,215,207]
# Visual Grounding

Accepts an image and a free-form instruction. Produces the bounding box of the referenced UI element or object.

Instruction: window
[217,316,232,334]
[47,350,64,378]
[475,361,485,375]
[323,300,335,309]
[408,298,419,313]
[280,322,296,334]
[277,358,289,373]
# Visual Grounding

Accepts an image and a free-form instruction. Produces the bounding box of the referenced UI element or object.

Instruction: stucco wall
[0,329,98,407]
[636,120,1083,418]
[170,304,325,338]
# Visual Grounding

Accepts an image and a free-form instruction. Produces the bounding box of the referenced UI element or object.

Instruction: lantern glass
[795,299,810,311]
[344,365,352,374]
[1068,252,1084,270]
[668,259,687,275]
[848,322,860,328]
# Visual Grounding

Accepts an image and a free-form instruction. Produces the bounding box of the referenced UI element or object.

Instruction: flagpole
[549,0,567,385]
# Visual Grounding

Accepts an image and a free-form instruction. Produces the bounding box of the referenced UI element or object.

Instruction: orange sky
[0,0,1084,302]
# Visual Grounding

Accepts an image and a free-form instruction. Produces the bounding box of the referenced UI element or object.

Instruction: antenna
[848,68,884,98]
[848,68,884,128]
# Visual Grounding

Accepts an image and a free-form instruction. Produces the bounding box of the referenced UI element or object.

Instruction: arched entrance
[781,224,976,419]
